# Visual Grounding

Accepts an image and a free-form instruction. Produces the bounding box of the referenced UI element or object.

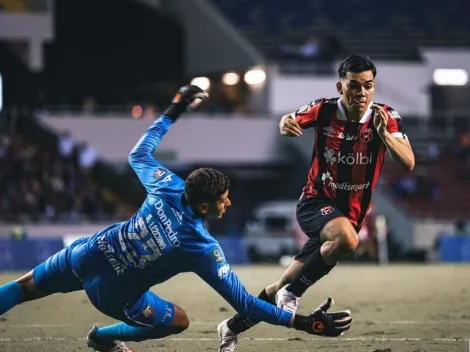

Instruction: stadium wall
[38,114,287,164]
[268,49,470,117]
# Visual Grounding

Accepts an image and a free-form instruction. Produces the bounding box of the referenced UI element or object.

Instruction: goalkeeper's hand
[163,84,209,121]
[293,297,352,337]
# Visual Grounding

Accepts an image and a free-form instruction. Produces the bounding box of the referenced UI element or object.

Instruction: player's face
[206,190,231,219]
[337,70,376,113]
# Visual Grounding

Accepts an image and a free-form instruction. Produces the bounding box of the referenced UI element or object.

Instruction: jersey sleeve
[293,98,324,129]
[193,244,292,327]
[385,106,408,140]
[128,115,184,195]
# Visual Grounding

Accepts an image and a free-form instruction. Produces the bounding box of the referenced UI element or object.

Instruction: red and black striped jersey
[294,97,407,228]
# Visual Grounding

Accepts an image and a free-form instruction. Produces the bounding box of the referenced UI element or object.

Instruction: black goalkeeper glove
[163,84,209,121]
[293,297,352,337]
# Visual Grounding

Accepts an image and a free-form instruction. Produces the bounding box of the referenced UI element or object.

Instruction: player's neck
[340,100,366,122]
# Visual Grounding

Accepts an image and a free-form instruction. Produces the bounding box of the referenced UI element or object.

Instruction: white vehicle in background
[244,200,302,262]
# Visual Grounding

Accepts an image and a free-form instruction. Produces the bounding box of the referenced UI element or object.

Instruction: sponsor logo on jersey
[171,208,183,225]
[218,264,231,279]
[155,200,180,247]
[153,168,167,180]
[211,248,225,263]
[324,147,372,165]
[97,235,127,275]
[322,127,373,143]
[321,172,371,192]
[323,127,336,137]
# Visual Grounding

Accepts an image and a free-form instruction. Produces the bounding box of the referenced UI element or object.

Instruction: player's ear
[198,202,209,215]
[336,81,343,95]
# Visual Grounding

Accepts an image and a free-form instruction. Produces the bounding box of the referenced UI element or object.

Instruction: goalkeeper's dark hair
[184,168,230,205]
[338,55,377,79]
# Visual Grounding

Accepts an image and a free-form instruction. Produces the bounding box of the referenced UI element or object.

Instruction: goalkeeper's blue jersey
[83,115,292,327]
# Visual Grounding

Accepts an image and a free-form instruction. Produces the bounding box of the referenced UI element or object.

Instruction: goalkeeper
[0,85,352,352]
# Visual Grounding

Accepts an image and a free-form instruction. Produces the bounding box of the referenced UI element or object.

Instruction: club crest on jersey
[143,305,155,318]
[359,128,373,143]
[153,168,167,180]
[320,206,334,216]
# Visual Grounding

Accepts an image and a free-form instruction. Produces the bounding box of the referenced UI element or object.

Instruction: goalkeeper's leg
[0,238,86,316]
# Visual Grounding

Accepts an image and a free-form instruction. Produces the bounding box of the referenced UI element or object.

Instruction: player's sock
[227,288,274,334]
[94,322,180,343]
[0,281,22,315]
[286,248,335,297]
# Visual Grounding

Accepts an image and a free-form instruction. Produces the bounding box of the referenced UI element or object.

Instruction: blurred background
[1,0,470,271]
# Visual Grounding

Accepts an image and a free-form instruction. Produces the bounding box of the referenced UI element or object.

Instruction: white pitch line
[0,336,468,343]
[5,320,470,328]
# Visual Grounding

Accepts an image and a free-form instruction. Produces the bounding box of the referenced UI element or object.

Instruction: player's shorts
[294,196,360,262]
[32,237,87,294]
[33,237,176,328]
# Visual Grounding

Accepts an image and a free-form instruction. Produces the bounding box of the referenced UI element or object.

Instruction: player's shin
[94,322,184,343]
[0,281,22,315]
[286,248,335,297]
[227,288,274,334]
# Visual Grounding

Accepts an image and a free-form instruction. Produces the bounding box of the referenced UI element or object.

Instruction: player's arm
[371,104,415,172]
[193,245,352,336]
[128,85,208,194]
[279,99,324,137]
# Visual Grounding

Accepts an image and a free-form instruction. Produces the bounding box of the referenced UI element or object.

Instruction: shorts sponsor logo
[320,206,334,216]
[143,305,155,318]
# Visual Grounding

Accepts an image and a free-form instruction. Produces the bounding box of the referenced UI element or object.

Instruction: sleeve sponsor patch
[153,168,167,180]
[211,247,225,263]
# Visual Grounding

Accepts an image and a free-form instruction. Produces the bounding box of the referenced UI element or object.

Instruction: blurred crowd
[0,131,131,224]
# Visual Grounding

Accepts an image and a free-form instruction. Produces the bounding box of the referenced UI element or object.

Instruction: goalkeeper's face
[205,190,231,219]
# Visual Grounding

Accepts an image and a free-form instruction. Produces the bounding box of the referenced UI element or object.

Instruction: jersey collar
[337,98,373,124]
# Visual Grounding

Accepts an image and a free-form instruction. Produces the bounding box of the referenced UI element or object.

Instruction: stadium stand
[210,0,470,60]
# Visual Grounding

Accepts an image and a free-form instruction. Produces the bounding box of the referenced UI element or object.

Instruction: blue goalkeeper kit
[30,115,293,329]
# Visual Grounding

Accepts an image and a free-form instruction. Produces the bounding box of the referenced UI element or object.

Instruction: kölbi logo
[324,147,372,165]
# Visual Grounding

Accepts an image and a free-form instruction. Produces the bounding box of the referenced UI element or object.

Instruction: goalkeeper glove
[293,297,352,337]
[163,84,209,121]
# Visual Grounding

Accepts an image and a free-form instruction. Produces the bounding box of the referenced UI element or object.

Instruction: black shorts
[294,197,360,262]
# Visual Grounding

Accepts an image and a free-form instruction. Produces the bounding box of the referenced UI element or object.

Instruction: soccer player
[0,85,352,352]
[217,55,415,351]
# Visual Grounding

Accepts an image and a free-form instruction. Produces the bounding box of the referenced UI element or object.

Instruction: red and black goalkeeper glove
[293,297,352,337]
[163,85,209,121]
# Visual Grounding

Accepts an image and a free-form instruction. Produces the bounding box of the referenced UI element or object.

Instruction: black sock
[286,248,335,297]
[227,288,274,334]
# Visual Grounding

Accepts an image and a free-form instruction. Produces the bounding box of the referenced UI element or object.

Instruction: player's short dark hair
[184,168,230,205]
[338,55,377,79]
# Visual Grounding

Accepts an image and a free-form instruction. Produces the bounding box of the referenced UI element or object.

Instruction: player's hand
[306,297,352,337]
[371,104,388,136]
[279,114,302,137]
[163,85,209,121]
